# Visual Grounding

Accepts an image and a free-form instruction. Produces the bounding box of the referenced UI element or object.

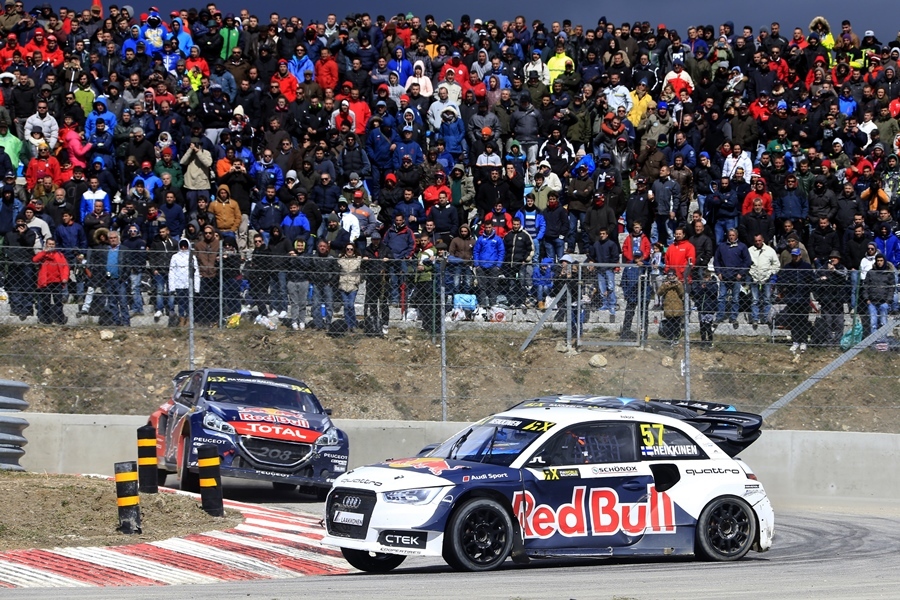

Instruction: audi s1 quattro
[149,368,348,497]
[322,395,774,572]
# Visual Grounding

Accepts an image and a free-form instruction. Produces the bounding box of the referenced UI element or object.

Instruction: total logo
[230,421,320,442]
[512,485,676,539]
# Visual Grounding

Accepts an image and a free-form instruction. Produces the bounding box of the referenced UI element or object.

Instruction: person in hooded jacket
[707,175,741,245]
[807,175,838,224]
[863,252,895,337]
[167,238,199,326]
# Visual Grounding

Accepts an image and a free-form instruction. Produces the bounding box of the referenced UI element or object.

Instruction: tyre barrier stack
[0,380,29,471]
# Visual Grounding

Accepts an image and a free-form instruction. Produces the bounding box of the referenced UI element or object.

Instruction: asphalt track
[6,482,900,600]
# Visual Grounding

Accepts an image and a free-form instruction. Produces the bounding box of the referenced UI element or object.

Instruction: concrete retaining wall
[19,413,899,509]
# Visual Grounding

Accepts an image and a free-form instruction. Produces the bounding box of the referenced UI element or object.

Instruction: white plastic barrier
[19,413,899,509]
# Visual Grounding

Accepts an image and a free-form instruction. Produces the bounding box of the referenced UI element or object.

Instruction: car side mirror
[324,408,333,416]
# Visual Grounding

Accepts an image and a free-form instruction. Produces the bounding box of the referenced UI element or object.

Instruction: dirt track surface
[0,471,240,551]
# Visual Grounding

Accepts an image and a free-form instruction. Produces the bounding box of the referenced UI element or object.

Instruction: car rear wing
[628,398,764,457]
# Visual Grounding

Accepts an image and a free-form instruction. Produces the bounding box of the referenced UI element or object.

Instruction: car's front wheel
[444,497,514,571]
[340,548,406,572]
[695,496,757,561]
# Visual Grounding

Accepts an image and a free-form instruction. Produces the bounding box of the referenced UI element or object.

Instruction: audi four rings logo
[341,496,362,509]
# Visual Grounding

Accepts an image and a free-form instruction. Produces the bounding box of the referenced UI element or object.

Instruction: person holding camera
[3,217,37,320]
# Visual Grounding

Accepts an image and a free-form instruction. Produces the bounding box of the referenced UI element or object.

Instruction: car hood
[334,459,521,492]
[205,401,332,443]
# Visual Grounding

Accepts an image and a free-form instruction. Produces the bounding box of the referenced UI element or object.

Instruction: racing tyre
[157,469,168,487]
[340,548,406,573]
[695,496,757,561]
[178,435,200,493]
[444,497,514,572]
[272,482,297,492]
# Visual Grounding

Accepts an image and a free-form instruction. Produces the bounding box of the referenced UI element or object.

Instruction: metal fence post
[439,259,447,422]
[683,261,692,401]
[188,247,195,369]
[218,241,224,328]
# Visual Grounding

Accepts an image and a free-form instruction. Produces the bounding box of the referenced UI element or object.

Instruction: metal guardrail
[0,379,29,471]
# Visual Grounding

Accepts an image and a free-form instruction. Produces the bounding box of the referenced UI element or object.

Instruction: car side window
[178,372,203,407]
[537,423,637,466]
[639,423,706,460]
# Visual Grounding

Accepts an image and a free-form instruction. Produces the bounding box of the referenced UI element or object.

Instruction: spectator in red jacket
[665,226,697,281]
[622,221,652,262]
[32,238,70,324]
[315,48,339,92]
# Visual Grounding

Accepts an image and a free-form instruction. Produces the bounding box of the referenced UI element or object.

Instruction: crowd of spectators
[0,4,899,344]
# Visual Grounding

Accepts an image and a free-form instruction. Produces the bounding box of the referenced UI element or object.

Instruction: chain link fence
[1,244,898,430]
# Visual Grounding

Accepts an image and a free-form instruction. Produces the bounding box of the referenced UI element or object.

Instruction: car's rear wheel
[695,496,757,561]
[272,482,297,492]
[444,497,514,571]
[340,548,406,572]
[157,469,169,487]
[178,435,200,493]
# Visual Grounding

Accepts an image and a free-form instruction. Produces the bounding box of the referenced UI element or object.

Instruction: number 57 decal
[640,423,665,446]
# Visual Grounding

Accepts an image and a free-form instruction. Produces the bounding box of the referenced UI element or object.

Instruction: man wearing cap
[131,161,163,196]
[778,243,814,352]
[5,214,37,319]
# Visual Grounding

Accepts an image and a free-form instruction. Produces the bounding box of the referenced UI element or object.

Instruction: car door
[519,421,652,550]
[637,420,708,531]
[164,371,203,465]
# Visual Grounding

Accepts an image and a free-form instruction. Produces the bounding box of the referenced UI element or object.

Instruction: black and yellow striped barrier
[197,445,224,517]
[137,425,159,494]
[114,461,142,534]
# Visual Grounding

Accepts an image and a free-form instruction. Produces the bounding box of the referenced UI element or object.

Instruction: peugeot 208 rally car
[322,396,773,572]
[150,368,348,497]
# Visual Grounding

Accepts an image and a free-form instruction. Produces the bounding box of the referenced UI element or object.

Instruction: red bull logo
[237,407,310,428]
[512,485,676,539]
[386,457,466,476]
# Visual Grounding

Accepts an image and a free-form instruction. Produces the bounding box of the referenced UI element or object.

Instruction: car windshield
[429,418,548,467]
[204,377,323,413]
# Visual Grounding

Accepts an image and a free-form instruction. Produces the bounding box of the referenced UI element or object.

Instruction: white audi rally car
[322,395,774,572]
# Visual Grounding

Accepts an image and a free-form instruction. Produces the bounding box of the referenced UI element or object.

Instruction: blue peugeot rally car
[149,368,348,498]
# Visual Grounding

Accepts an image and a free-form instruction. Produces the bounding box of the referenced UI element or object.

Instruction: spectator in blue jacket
[383,214,416,304]
[365,117,397,201]
[773,174,809,236]
[250,185,286,243]
[393,188,426,231]
[473,220,504,306]
[392,126,424,169]
[131,162,164,197]
[54,210,88,261]
[708,176,741,244]
[280,200,311,244]
[714,228,752,325]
